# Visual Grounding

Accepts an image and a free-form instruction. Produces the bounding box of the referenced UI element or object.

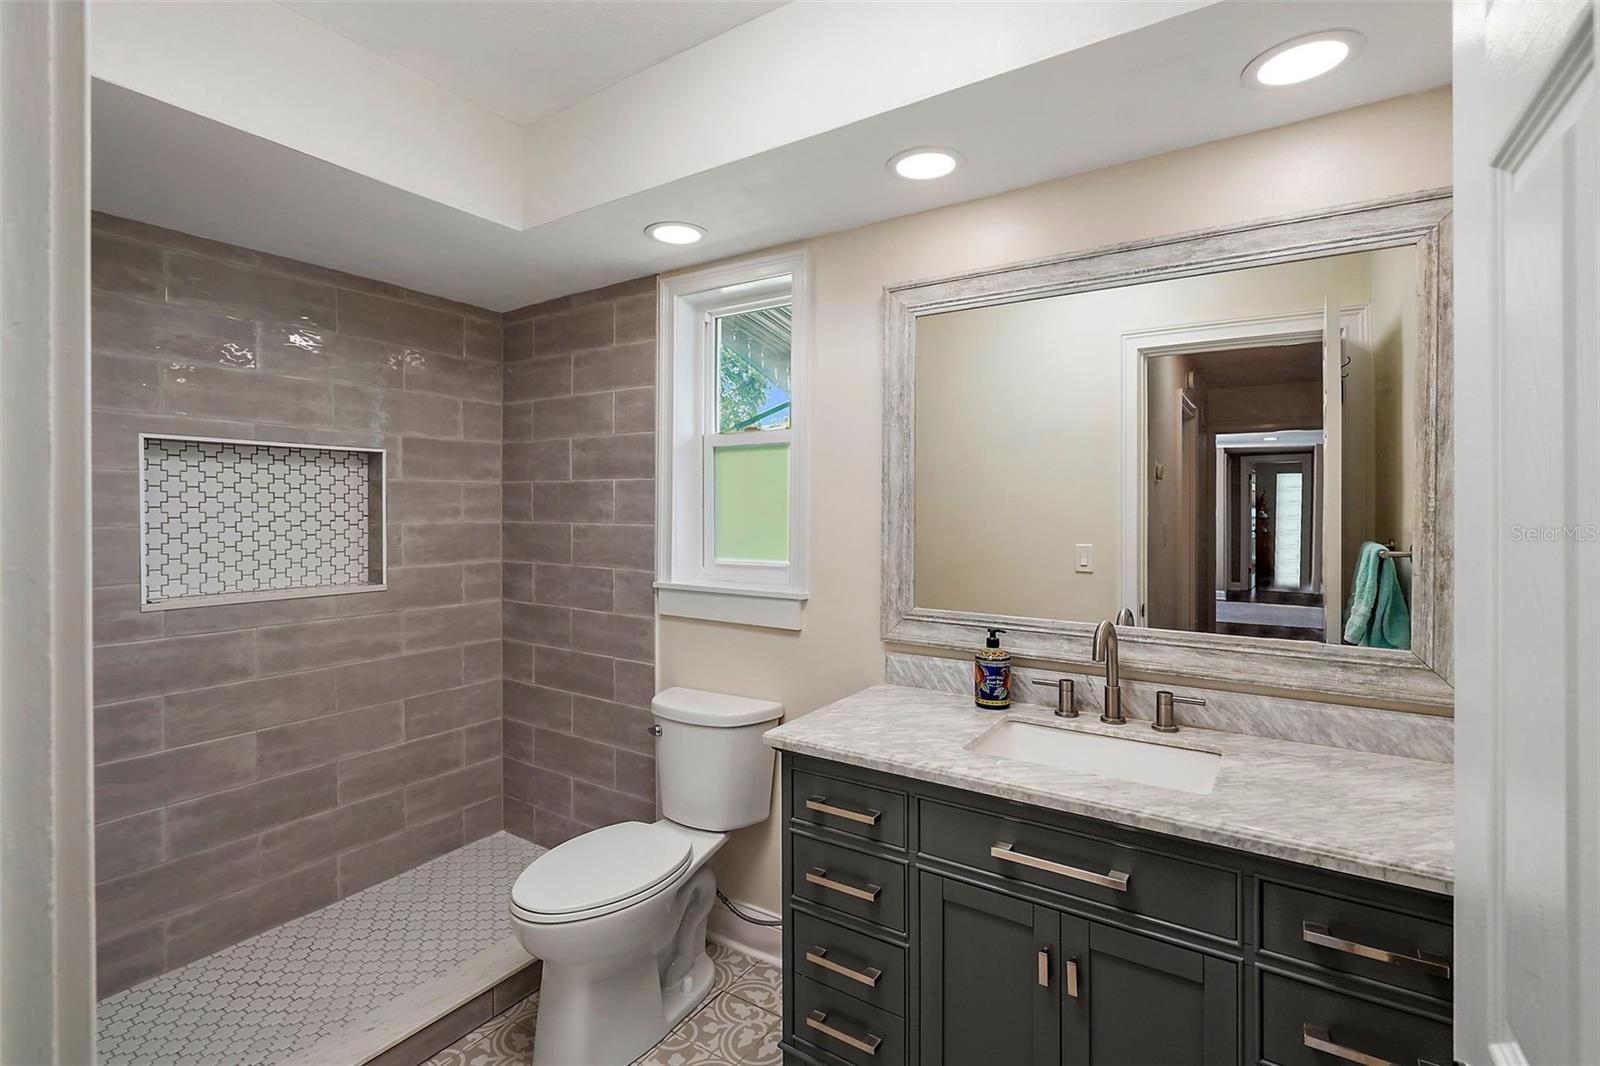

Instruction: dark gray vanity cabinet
[919,875,1061,1065]
[919,875,1237,1066]
[779,753,1453,1066]
[1062,919,1238,1065]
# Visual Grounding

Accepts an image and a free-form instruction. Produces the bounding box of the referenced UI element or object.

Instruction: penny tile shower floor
[425,942,784,1066]
[97,832,544,1066]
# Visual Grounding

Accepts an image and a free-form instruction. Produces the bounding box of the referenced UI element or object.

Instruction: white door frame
[1119,308,1368,623]
[1454,3,1598,1063]
[0,1,96,1062]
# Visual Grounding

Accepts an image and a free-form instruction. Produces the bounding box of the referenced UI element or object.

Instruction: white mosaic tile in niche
[140,435,384,607]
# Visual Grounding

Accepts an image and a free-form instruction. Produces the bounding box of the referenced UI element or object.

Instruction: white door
[1321,301,1343,642]
[1454,3,1599,1064]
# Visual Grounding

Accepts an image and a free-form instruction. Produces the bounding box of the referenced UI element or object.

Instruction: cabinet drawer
[792,769,907,851]
[919,800,1237,940]
[1260,972,1450,1066]
[792,909,906,1015]
[1261,882,1453,1001]
[792,835,907,934]
[792,974,905,1066]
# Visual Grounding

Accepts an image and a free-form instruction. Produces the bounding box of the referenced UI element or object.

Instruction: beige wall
[657,88,1451,915]
[1369,244,1420,555]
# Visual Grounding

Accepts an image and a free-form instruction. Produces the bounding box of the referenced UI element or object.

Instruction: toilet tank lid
[652,687,783,727]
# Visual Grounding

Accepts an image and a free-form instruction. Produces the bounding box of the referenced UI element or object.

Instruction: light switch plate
[1074,544,1094,573]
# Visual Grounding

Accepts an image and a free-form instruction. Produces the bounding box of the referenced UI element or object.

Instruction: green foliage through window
[716,305,792,432]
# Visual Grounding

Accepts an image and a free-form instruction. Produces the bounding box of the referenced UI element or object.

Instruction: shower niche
[138,434,386,610]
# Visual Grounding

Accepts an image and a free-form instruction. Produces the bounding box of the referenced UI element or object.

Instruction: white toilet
[509,687,782,1066]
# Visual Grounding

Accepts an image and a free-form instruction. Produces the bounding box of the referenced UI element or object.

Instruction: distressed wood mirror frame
[882,190,1454,709]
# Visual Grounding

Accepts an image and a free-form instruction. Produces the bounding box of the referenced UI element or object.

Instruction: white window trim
[656,250,810,630]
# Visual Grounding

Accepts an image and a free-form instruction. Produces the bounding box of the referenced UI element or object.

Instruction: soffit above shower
[279,1,786,127]
[88,0,1450,311]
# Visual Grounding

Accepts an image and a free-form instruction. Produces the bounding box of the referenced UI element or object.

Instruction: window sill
[655,582,807,631]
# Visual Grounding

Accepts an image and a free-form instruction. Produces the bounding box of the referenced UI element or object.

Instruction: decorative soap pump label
[974,627,1011,709]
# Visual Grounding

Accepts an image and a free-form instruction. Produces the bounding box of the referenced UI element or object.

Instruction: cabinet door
[919,873,1060,1065]
[1061,917,1238,1066]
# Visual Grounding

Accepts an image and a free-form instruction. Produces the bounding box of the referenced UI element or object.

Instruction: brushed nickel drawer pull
[1302,922,1453,980]
[806,866,882,903]
[1065,957,1080,998]
[805,946,882,988]
[991,841,1131,892]
[1302,1024,1425,1066]
[1037,949,1049,987]
[806,1009,882,1055]
[806,796,882,826]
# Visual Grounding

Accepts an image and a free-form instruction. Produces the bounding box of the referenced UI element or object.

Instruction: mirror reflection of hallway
[1147,338,1327,643]
[914,242,1422,652]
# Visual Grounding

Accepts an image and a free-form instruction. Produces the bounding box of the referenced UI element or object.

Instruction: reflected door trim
[1115,307,1370,644]
[882,190,1454,709]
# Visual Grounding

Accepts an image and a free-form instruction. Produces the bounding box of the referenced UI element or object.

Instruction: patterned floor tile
[707,941,758,992]
[725,960,783,1014]
[468,991,540,1066]
[433,963,783,1066]
[745,1024,783,1066]
[632,1028,702,1066]
[97,833,545,1066]
[638,1035,738,1066]
[677,993,780,1064]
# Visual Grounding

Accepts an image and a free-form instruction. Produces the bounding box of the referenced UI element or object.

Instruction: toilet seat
[511,821,692,924]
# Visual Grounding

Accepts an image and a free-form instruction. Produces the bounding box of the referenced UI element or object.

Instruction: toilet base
[661,951,714,1031]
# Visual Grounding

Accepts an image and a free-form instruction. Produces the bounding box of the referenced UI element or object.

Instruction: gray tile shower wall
[500,279,658,850]
[90,214,506,996]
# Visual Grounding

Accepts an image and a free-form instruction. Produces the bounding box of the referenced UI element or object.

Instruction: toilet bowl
[508,688,782,1066]
[511,820,725,1065]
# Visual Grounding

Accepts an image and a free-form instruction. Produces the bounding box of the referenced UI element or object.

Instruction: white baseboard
[707,898,783,966]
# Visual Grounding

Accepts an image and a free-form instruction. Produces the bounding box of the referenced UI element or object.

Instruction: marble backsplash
[885,652,1452,762]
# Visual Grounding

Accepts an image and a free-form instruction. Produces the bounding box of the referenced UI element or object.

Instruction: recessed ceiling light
[1242,30,1363,88]
[1263,436,1279,442]
[887,147,962,181]
[646,221,705,245]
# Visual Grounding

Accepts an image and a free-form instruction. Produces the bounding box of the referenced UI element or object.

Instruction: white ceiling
[279,0,785,126]
[90,0,1451,311]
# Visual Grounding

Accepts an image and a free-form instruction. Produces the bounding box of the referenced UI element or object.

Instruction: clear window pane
[713,443,789,563]
[716,304,792,432]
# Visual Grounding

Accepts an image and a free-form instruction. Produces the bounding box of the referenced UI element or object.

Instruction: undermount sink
[967,719,1222,795]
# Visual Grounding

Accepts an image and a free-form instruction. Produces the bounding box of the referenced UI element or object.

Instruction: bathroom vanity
[766,687,1454,1066]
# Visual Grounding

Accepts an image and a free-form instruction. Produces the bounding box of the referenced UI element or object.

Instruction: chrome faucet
[1115,607,1135,628]
[1092,619,1126,724]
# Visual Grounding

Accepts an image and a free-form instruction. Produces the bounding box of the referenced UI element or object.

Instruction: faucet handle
[1153,690,1206,734]
[1039,677,1077,718]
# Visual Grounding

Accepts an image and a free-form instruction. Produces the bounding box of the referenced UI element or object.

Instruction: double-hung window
[657,252,808,629]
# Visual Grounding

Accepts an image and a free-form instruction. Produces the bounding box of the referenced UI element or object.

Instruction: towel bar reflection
[1379,544,1412,559]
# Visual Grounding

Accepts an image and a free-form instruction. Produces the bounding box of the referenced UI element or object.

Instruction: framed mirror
[883,191,1452,707]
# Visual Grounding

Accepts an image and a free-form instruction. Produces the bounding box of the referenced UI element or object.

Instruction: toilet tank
[652,687,783,832]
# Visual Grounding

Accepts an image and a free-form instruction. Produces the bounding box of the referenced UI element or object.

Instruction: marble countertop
[764,685,1453,895]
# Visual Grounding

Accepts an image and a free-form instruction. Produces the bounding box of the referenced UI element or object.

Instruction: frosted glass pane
[714,444,789,563]
[1274,471,1303,587]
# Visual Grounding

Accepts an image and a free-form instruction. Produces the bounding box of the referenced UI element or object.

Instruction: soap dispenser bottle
[974,627,1011,709]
